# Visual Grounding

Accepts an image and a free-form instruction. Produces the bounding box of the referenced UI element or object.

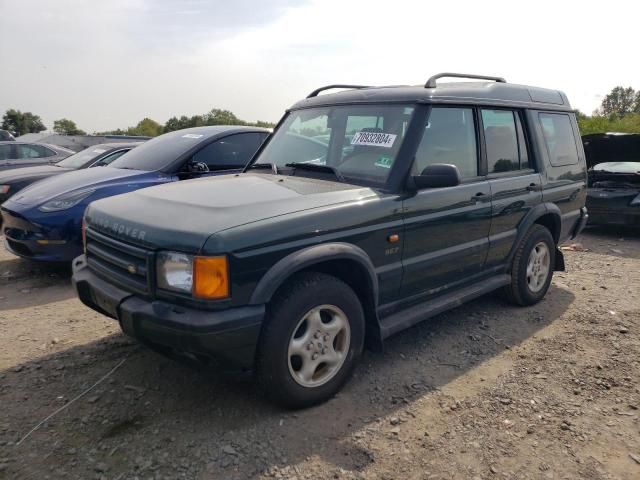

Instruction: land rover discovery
[73,73,588,408]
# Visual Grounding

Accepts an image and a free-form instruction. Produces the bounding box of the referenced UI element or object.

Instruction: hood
[7,166,162,206]
[591,162,640,174]
[583,133,640,170]
[86,173,376,252]
[0,165,72,184]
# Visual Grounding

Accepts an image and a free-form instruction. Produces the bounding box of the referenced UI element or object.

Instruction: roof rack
[425,73,506,89]
[306,84,371,98]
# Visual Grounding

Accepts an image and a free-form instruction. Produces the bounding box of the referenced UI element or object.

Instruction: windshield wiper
[247,162,279,174]
[285,162,345,182]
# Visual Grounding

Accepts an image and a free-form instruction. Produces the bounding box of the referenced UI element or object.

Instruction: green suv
[73,73,588,408]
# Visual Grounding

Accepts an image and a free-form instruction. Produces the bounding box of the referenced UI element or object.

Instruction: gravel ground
[0,227,638,480]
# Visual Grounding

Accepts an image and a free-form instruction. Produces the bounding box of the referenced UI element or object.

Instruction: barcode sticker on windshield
[351,132,397,148]
[182,133,203,139]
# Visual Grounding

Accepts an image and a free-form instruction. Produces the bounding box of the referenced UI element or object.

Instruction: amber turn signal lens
[193,256,229,299]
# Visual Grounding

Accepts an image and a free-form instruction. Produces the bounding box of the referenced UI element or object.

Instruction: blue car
[1,126,270,262]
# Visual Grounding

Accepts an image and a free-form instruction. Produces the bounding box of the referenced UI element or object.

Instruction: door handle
[472,192,486,203]
[526,183,539,192]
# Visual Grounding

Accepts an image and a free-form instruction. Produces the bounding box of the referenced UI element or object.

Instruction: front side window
[57,146,116,169]
[539,113,579,166]
[192,132,265,170]
[414,107,478,178]
[92,149,128,167]
[254,104,415,187]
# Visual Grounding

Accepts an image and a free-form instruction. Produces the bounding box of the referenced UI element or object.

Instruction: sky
[1,0,638,133]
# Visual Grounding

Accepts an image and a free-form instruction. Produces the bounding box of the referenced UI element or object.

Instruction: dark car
[0,141,73,169]
[72,73,588,408]
[0,130,15,141]
[583,133,640,226]
[0,142,143,206]
[1,126,269,262]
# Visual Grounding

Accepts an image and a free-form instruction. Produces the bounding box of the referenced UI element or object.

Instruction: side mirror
[412,163,461,189]
[187,161,209,173]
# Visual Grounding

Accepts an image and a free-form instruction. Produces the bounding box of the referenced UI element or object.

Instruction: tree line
[577,86,640,135]
[4,86,640,139]
[1,108,275,138]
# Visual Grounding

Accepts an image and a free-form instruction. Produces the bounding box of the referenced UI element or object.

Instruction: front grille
[85,228,151,295]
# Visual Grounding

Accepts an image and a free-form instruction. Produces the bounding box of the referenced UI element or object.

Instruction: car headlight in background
[156,252,229,299]
[0,185,10,195]
[631,194,640,206]
[38,189,94,212]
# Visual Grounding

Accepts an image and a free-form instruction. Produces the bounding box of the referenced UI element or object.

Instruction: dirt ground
[0,227,639,480]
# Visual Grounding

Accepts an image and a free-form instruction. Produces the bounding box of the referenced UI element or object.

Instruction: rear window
[539,113,579,166]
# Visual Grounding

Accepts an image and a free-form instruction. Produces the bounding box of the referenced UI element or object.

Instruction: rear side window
[539,113,579,166]
[34,145,56,157]
[0,144,12,160]
[415,107,478,178]
[16,144,43,159]
[481,109,530,173]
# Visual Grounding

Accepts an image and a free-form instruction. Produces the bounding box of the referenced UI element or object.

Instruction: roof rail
[306,84,371,98]
[425,73,506,89]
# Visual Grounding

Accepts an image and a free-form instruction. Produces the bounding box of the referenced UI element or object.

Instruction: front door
[400,106,492,301]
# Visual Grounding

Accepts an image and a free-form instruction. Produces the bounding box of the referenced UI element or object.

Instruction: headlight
[0,185,9,195]
[631,194,640,206]
[156,252,229,299]
[38,189,94,212]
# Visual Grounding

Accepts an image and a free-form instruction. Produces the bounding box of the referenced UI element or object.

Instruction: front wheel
[503,224,556,306]
[255,272,365,409]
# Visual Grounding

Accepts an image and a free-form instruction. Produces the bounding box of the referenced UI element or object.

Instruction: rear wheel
[503,224,555,306]
[255,272,364,409]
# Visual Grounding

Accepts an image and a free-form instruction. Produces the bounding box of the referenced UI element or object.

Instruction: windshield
[56,146,114,169]
[253,104,415,187]
[109,130,208,171]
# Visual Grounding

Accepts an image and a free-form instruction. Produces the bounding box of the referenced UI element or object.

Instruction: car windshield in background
[253,104,415,187]
[56,146,113,169]
[109,130,207,171]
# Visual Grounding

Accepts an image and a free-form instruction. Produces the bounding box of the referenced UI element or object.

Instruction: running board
[379,274,511,339]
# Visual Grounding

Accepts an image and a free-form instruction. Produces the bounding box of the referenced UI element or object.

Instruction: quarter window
[481,109,530,173]
[539,113,579,166]
[415,107,478,178]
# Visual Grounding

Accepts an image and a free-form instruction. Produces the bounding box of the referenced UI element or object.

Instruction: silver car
[0,141,74,170]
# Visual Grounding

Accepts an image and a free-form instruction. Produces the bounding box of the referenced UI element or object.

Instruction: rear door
[481,109,542,268]
[400,106,492,300]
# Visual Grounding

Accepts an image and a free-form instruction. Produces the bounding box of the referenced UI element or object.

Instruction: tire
[503,224,556,306]
[255,272,365,409]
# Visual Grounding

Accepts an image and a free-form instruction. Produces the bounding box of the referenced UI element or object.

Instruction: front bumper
[587,189,640,226]
[72,255,265,369]
[1,206,82,262]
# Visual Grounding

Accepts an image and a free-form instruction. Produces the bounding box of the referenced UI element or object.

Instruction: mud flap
[554,248,565,272]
